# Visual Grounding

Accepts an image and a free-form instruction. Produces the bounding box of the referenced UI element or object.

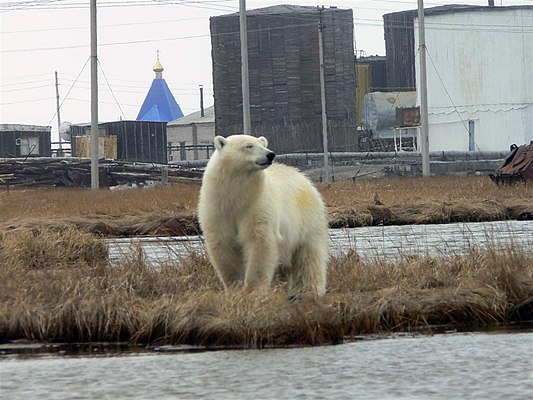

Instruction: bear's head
[213,135,276,172]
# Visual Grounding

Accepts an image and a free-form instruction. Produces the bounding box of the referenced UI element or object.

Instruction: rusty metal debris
[490,142,533,185]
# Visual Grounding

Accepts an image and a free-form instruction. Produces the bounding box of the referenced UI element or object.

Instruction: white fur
[198,134,329,295]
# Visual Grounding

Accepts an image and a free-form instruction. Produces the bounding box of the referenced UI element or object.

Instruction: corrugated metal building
[0,124,52,157]
[70,121,167,163]
[210,5,357,153]
[413,5,533,151]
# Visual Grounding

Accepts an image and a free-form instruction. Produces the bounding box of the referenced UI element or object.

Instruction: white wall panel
[415,8,533,151]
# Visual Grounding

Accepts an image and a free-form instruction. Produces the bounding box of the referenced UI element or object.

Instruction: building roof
[384,4,532,18]
[168,105,214,126]
[219,4,342,17]
[0,124,51,132]
[136,58,184,122]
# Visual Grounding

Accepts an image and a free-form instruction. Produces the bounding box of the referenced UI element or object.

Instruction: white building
[415,6,532,151]
[167,105,215,161]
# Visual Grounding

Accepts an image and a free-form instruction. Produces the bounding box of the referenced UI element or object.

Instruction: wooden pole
[417,0,430,177]
[239,0,251,134]
[54,71,62,154]
[318,7,330,182]
[90,0,99,189]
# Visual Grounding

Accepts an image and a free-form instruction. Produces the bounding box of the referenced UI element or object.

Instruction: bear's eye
[245,144,254,149]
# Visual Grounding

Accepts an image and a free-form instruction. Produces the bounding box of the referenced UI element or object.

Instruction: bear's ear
[214,136,227,151]
[258,136,268,147]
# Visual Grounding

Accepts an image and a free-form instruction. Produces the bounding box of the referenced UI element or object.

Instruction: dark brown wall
[383,10,417,91]
[210,6,357,153]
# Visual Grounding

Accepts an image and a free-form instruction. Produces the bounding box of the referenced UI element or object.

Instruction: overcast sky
[1,0,531,141]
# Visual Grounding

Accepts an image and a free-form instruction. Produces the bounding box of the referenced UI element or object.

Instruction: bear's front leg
[240,229,279,290]
[205,238,245,289]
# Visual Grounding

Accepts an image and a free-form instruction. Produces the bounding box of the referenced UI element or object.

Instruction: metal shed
[0,124,52,158]
[210,5,357,153]
[70,121,167,164]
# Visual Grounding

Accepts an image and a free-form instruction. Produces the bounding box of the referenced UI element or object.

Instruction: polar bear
[198,134,329,296]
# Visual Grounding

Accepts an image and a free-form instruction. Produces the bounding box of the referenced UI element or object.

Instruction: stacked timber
[0,157,203,188]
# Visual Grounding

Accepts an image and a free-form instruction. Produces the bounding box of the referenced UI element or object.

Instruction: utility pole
[199,84,205,118]
[90,0,99,189]
[417,0,430,177]
[54,71,62,155]
[318,6,330,182]
[239,0,251,134]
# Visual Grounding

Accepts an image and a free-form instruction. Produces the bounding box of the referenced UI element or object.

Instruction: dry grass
[321,175,533,226]
[0,183,199,220]
[0,175,531,235]
[1,228,531,347]
[0,175,531,347]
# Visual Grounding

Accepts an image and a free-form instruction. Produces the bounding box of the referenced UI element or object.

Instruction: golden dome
[153,60,164,73]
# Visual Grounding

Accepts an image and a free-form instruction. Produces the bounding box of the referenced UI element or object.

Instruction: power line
[1,0,237,12]
[0,32,209,53]
[1,15,208,34]
[3,15,531,55]
[0,78,52,87]
[46,57,90,127]
[98,59,126,119]
[2,83,52,92]
[0,97,54,105]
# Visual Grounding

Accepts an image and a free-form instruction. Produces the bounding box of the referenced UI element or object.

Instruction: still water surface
[107,221,533,265]
[1,332,532,400]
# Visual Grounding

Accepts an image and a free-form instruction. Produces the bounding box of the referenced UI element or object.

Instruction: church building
[136,55,184,122]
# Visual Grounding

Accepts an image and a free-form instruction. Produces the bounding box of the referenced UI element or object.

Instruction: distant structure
[137,54,184,122]
[167,105,215,161]
[381,5,532,152]
[355,55,387,126]
[210,5,356,153]
[70,121,168,164]
[383,5,482,92]
[0,124,52,157]
[413,5,532,151]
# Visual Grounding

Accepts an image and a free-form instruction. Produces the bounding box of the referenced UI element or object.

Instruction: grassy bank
[0,176,531,236]
[0,228,531,347]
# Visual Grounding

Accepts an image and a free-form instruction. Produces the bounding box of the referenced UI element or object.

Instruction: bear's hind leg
[290,243,328,296]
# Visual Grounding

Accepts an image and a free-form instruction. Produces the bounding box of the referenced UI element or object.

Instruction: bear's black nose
[267,152,276,162]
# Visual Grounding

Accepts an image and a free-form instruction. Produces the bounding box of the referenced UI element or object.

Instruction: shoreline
[1,199,531,238]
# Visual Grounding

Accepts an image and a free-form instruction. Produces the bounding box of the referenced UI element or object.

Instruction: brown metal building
[210,5,357,153]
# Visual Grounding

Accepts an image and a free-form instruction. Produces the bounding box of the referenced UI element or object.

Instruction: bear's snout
[267,152,276,163]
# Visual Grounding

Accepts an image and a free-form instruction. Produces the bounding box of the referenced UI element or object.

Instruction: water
[1,332,532,399]
[107,221,533,265]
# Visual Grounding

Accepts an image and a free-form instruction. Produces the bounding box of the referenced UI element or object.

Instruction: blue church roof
[136,60,184,122]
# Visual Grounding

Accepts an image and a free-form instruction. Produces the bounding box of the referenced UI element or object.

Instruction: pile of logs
[0,157,203,188]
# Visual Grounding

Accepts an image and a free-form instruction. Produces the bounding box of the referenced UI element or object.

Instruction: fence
[167,144,215,162]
